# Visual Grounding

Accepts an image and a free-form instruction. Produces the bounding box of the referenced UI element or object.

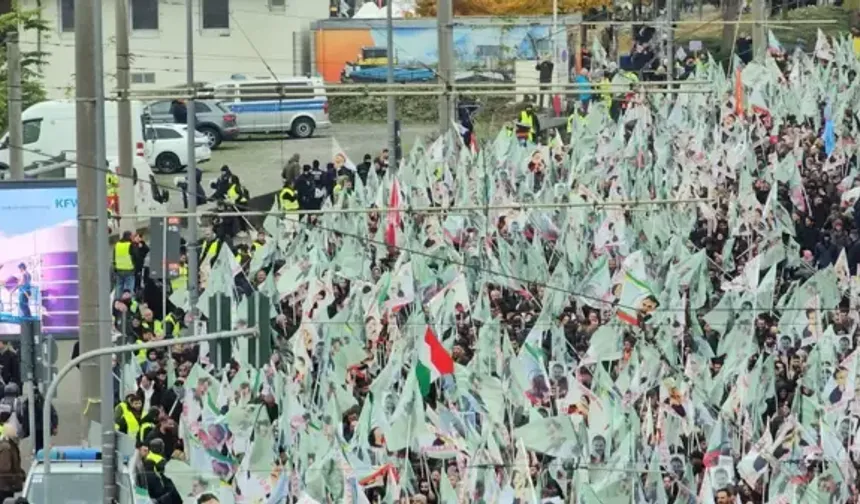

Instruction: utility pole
[386,0,397,168]
[436,0,453,132]
[666,0,675,81]
[186,0,199,336]
[7,31,22,180]
[116,0,135,233]
[752,0,766,61]
[74,0,116,501]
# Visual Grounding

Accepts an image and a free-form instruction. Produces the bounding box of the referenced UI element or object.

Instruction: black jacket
[0,349,20,388]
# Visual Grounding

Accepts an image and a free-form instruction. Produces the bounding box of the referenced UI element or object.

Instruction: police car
[23,447,142,504]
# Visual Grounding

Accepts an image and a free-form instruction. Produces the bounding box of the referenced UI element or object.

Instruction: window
[269,0,285,10]
[59,0,74,32]
[202,0,229,30]
[194,102,212,113]
[237,83,279,102]
[131,72,156,84]
[22,120,42,144]
[148,101,171,115]
[281,83,312,98]
[155,128,183,139]
[131,0,159,30]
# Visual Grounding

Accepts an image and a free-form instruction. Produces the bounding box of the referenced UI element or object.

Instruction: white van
[204,76,331,138]
[0,100,167,217]
[0,100,150,171]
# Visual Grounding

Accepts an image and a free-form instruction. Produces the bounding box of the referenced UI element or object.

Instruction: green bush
[329,94,520,125]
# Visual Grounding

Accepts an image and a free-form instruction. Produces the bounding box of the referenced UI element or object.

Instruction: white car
[145,123,211,174]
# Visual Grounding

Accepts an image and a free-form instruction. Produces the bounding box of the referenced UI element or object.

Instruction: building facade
[19,0,328,98]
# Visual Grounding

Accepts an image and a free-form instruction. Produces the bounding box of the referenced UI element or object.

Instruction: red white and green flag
[385,177,402,248]
[416,326,455,397]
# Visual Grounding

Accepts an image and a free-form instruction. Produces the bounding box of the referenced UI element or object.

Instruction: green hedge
[329,95,519,125]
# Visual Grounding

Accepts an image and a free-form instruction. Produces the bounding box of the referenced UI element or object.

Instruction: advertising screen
[0,181,78,336]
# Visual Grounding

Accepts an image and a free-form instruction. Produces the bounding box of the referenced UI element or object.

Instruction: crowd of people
[95,28,860,504]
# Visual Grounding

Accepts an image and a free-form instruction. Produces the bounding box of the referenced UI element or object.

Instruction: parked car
[143,99,238,149]
[145,124,211,174]
[201,76,330,139]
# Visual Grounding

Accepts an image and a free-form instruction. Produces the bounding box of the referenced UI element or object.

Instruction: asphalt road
[154,122,438,212]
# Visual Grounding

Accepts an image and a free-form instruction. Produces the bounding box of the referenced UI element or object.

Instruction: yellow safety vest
[567,114,586,134]
[129,299,139,314]
[226,184,240,204]
[139,422,155,443]
[117,403,140,436]
[279,187,299,212]
[163,313,180,338]
[170,265,188,291]
[145,452,165,474]
[153,320,164,336]
[106,174,119,198]
[598,79,612,106]
[135,340,146,364]
[114,242,134,271]
[519,110,535,141]
[204,240,219,262]
[252,241,263,252]
[623,71,639,83]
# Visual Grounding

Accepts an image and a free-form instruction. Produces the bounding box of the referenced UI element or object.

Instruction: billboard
[314,18,570,84]
[0,181,78,336]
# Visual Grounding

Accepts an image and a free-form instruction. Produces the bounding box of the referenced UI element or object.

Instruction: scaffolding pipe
[119,79,710,94]
[115,87,713,101]
[103,198,714,220]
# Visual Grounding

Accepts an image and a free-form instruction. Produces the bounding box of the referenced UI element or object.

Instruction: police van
[23,447,141,504]
[202,77,331,139]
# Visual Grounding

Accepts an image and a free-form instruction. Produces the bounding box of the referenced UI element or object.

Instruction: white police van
[202,76,331,139]
[23,447,141,504]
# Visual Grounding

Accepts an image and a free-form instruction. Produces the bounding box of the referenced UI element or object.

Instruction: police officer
[225,175,249,207]
[295,164,316,211]
[209,165,233,201]
[137,407,160,446]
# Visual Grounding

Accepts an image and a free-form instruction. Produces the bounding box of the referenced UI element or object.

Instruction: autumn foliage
[414,0,612,16]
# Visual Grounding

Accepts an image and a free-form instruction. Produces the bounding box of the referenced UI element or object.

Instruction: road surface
[154,122,438,211]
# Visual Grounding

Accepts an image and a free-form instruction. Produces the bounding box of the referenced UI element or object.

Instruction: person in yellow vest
[278,182,299,213]
[114,393,143,436]
[517,103,540,145]
[163,309,183,339]
[333,174,352,201]
[134,330,155,364]
[234,244,252,273]
[596,70,612,108]
[114,231,136,298]
[566,106,587,138]
[252,232,266,253]
[141,308,163,337]
[137,408,160,445]
[225,175,249,207]
[170,253,188,292]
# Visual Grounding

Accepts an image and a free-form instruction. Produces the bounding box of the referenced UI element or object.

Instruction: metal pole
[7,31,22,180]
[186,0,199,337]
[116,0,135,233]
[162,216,167,324]
[41,328,258,485]
[752,0,766,60]
[436,0,453,132]
[552,0,559,110]
[386,0,397,169]
[666,0,675,81]
[92,0,116,500]
[73,0,100,458]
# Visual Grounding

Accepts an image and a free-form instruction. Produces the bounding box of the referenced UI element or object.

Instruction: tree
[414,0,612,17]
[0,8,48,132]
